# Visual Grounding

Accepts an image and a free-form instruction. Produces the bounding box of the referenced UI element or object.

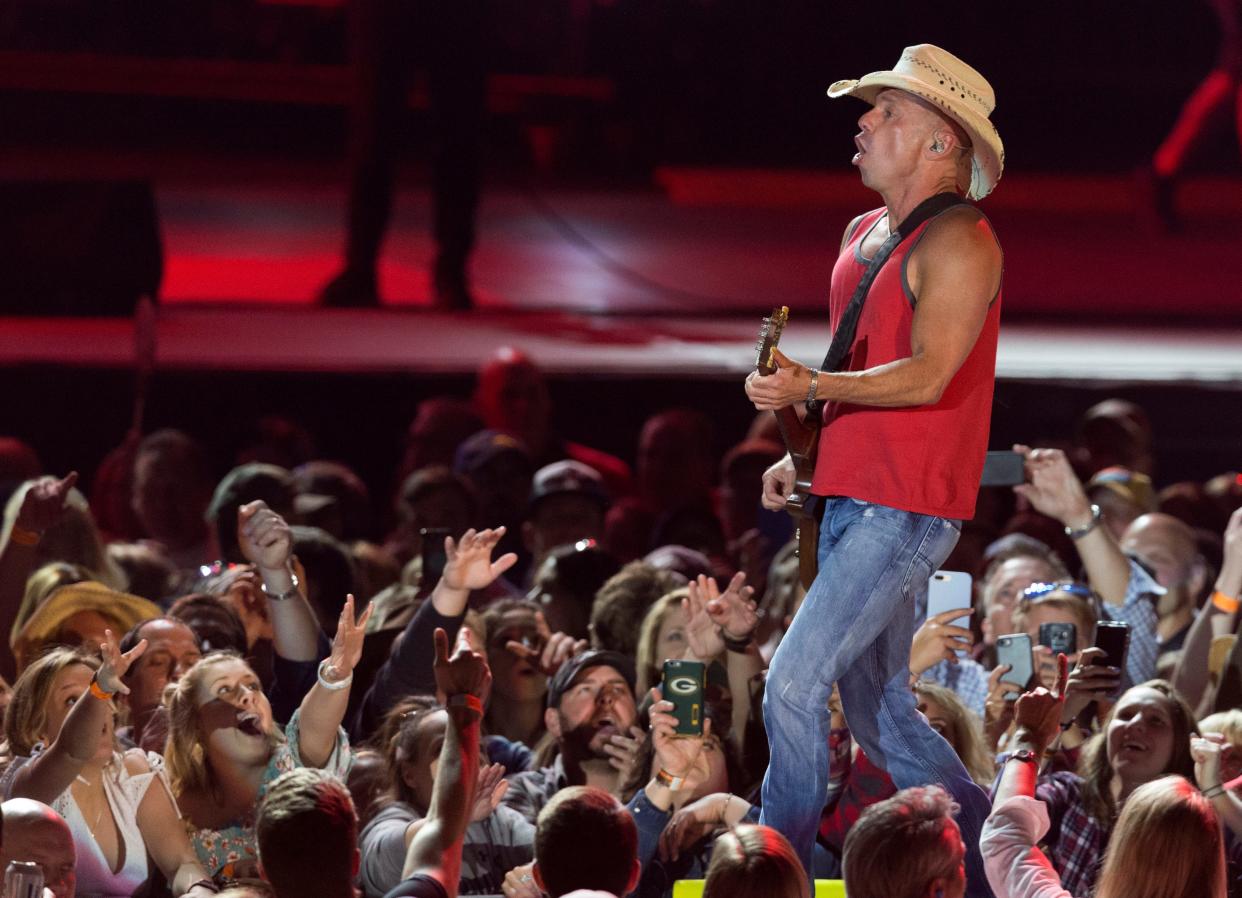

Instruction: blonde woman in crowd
[1,638,216,898]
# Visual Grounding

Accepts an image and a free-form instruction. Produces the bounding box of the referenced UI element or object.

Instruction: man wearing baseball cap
[500,650,639,824]
[744,45,1004,896]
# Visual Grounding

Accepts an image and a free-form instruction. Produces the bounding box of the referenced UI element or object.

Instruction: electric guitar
[754,306,820,589]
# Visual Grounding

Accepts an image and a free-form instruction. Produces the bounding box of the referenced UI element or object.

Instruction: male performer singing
[744,45,1004,897]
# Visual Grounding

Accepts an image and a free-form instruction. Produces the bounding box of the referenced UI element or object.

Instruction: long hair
[634,588,689,696]
[2,647,100,759]
[163,651,281,797]
[1095,775,1225,898]
[914,682,996,787]
[704,824,808,898]
[372,694,440,814]
[1078,680,1198,823]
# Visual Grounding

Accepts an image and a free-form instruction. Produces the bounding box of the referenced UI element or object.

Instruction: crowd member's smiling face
[1107,686,1178,786]
[193,657,273,767]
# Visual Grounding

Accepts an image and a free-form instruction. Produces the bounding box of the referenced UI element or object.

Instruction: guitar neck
[772,404,818,459]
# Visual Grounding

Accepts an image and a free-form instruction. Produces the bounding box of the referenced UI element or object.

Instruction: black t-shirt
[382,874,448,898]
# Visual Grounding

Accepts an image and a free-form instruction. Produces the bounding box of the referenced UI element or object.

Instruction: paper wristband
[447,693,483,714]
[1212,590,1240,614]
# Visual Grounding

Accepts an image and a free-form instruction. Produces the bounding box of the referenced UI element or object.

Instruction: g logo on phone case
[669,676,698,696]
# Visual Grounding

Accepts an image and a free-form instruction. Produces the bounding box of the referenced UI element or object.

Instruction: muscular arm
[816,210,1000,407]
[745,209,1001,412]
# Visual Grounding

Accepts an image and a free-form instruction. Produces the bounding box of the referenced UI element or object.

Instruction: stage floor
[3,166,1242,385]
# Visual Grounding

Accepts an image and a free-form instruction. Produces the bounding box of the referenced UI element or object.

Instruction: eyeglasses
[1019,581,1096,604]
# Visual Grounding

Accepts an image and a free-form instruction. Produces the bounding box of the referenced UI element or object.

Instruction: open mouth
[236,713,264,738]
[592,717,617,738]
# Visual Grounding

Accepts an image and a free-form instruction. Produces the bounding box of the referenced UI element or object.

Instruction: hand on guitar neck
[746,347,818,411]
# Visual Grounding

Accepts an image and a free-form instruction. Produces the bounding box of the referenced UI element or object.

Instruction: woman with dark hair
[995,676,1199,897]
[358,695,532,897]
[984,662,1223,898]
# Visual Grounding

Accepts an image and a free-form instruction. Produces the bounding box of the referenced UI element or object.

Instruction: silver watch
[1064,505,1101,541]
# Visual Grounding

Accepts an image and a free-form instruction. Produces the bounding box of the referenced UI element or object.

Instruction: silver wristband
[805,368,820,404]
[261,571,301,602]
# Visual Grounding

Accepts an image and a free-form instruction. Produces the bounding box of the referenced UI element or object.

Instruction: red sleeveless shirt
[809,206,1001,521]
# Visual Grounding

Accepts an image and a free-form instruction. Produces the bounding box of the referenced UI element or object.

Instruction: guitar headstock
[754,306,789,375]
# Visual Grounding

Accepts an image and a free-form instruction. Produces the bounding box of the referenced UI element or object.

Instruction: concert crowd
[0,348,1239,898]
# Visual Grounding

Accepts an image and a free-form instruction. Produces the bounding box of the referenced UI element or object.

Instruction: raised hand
[97,628,147,695]
[237,500,293,572]
[433,627,491,702]
[1012,445,1093,527]
[705,572,758,641]
[648,687,711,791]
[15,472,78,534]
[984,664,1016,747]
[683,577,725,660]
[1219,507,1242,600]
[503,611,586,678]
[910,608,974,675]
[442,527,519,592]
[469,763,509,823]
[1191,733,1228,791]
[324,594,373,680]
[1013,652,1069,751]
[1059,647,1120,724]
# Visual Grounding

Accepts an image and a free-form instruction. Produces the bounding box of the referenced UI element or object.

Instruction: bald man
[1121,513,1208,653]
[0,799,76,898]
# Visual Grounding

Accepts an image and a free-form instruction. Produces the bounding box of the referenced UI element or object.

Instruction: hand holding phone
[661,660,705,736]
[1091,621,1130,696]
[996,633,1035,700]
[925,571,973,658]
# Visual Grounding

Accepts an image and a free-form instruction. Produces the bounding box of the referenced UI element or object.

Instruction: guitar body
[755,307,821,590]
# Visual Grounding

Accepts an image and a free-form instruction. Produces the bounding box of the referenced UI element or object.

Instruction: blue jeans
[759,498,994,898]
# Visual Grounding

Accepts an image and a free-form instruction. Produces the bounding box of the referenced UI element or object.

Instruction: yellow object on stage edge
[673,880,846,897]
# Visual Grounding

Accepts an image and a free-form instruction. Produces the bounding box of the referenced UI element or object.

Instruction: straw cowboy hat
[12,580,161,672]
[827,44,1004,200]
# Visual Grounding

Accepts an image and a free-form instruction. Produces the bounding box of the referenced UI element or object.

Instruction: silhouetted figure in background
[322,0,488,309]
[1145,0,1242,230]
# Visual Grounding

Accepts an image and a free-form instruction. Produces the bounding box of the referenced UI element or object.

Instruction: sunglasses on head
[1020,580,1094,603]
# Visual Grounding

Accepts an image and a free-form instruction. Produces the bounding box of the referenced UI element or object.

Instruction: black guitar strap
[806,191,968,419]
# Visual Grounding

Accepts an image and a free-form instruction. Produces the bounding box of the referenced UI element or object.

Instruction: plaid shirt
[819,728,897,852]
[1111,557,1161,689]
[1034,771,1107,897]
[923,655,990,719]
